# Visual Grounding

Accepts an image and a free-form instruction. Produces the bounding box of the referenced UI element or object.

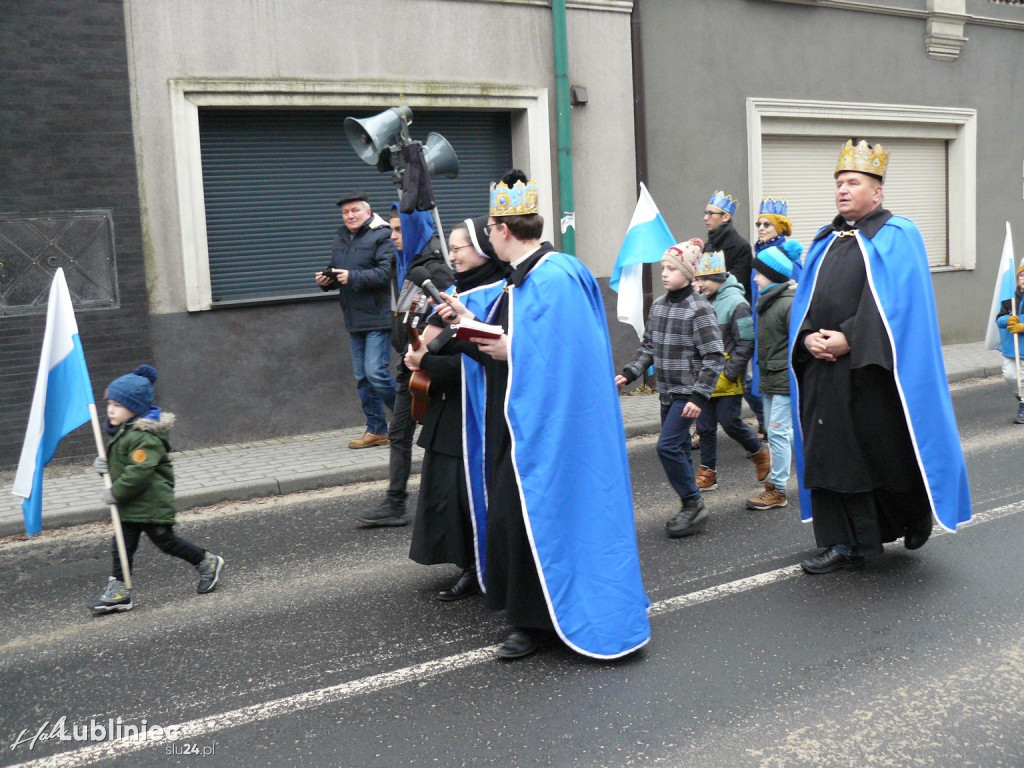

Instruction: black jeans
[386,376,416,512]
[696,394,762,471]
[112,522,205,581]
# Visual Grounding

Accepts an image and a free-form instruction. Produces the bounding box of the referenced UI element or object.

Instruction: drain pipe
[552,0,575,254]
[630,1,652,316]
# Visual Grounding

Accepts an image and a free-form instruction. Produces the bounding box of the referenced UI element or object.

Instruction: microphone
[409,266,445,305]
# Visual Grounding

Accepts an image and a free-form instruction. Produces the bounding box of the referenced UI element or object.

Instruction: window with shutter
[761,136,948,268]
[198,108,513,305]
[745,99,977,273]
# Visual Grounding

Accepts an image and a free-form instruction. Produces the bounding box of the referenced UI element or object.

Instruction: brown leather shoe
[749,445,771,482]
[349,432,389,449]
[695,466,717,491]
[746,482,787,510]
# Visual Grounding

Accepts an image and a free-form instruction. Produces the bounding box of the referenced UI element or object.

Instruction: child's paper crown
[695,251,727,277]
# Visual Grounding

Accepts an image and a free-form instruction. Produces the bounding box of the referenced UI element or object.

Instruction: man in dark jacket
[316,191,397,448]
[358,206,454,527]
[703,191,753,302]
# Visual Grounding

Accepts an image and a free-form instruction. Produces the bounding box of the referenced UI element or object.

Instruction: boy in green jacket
[746,241,802,510]
[89,366,224,614]
[692,252,772,492]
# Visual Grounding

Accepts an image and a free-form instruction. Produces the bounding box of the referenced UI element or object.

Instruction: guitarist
[356,205,454,528]
[403,217,507,601]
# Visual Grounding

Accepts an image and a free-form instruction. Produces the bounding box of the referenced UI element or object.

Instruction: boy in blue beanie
[746,240,802,510]
[89,365,224,614]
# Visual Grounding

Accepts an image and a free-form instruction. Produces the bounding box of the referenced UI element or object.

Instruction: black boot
[665,496,708,538]
[437,569,479,601]
[1015,399,1024,425]
[356,502,409,527]
[496,629,539,660]
[800,546,865,574]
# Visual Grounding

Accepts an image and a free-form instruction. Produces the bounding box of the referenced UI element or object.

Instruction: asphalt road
[1,379,1022,768]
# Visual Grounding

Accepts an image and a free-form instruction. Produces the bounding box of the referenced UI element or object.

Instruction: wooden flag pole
[88,402,132,589]
[1015,294,1023,401]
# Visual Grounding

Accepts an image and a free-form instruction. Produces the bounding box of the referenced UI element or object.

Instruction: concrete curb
[625,420,663,441]
[0,346,1001,540]
[947,361,1003,384]
[0,459,426,539]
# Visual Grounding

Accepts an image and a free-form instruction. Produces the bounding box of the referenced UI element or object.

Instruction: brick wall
[0,0,152,467]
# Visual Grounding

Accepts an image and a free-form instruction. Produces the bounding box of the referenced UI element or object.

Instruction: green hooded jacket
[107,411,176,525]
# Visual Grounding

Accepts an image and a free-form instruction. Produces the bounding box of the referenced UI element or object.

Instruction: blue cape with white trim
[457,278,506,591]
[497,251,651,659]
[788,216,971,531]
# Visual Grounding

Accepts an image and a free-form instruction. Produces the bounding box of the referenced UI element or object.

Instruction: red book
[454,318,503,341]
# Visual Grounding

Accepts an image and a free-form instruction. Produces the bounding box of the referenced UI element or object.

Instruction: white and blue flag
[12,269,95,536]
[984,222,1018,350]
[610,183,675,339]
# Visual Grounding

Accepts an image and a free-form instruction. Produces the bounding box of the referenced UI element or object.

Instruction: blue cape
[788,217,971,532]
[457,278,507,592]
[474,251,651,659]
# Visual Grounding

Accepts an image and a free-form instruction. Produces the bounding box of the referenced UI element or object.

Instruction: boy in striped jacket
[617,241,725,538]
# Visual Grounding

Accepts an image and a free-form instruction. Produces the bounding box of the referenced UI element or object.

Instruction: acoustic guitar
[406,298,431,424]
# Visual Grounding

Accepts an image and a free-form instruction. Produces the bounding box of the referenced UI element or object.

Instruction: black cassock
[448,246,556,631]
[407,350,473,570]
[793,208,931,554]
[409,260,507,572]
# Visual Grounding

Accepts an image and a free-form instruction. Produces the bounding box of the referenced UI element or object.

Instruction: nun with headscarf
[403,218,507,602]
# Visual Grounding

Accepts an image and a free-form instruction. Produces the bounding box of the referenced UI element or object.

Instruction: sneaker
[749,445,772,483]
[349,432,389,449]
[1015,400,1024,425]
[356,503,410,527]
[196,552,224,594]
[88,577,133,614]
[666,496,709,538]
[695,465,717,491]
[746,482,788,510]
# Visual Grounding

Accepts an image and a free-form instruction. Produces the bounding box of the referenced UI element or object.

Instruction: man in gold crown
[788,140,971,574]
[436,170,650,661]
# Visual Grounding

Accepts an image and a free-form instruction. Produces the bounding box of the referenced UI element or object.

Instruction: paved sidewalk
[0,342,1004,538]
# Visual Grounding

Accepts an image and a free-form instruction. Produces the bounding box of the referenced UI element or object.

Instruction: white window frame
[746,98,977,272]
[170,80,552,311]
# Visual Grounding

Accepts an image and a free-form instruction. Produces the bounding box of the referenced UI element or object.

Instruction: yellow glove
[1008,315,1024,334]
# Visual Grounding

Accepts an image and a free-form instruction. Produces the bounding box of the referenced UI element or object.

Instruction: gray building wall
[123,0,639,450]
[0,0,151,467]
[635,0,1024,344]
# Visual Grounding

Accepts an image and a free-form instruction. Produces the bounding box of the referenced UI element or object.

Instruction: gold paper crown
[695,251,726,277]
[834,140,889,180]
[489,179,540,217]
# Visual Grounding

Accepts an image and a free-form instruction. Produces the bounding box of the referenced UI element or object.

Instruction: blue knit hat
[752,240,803,284]
[106,365,158,416]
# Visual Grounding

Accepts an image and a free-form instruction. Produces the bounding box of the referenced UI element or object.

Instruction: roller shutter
[761,136,948,268]
[198,108,513,304]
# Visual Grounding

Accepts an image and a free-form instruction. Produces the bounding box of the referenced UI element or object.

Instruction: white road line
[9,499,1022,768]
